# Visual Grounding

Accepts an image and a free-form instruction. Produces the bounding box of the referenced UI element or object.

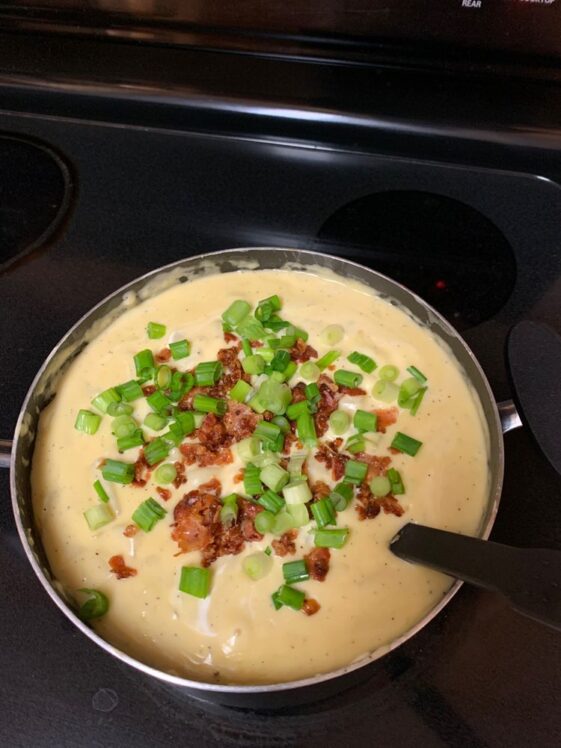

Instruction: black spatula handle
[391,523,561,632]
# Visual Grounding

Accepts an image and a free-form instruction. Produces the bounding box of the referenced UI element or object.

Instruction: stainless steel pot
[0,247,522,708]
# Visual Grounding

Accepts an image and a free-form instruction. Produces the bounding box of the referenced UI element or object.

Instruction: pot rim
[10,246,504,694]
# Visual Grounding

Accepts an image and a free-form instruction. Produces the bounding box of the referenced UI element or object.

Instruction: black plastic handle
[391,523,561,632]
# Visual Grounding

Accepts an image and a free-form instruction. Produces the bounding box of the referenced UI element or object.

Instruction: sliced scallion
[320,324,344,346]
[154,463,177,484]
[391,432,423,456]
[329,410,350,435]
[316,350,340,371]
[243,463,263,496]
[236,436,261,462]
[329,482,353,511]
[370,475,391,496]
[242,354,265,375]
[146,390,173,414]
[353,410,378,433]
[144,412,167,431]
[75,409,101,435]
[260,463,289,493]
[93,479,110,504]
[409,387,427,416]
[195,360,222,386]
[334,370,363,389]
[300,362,320,382]
[101,459,135,484]
[236,315,266,341]
[271,510,295,535]
[117,380,144,402]
[258,489,286,514]
[283,480,312,506]
[243,551,273,580]
[296,412,317,447]
[117,429,144,452]
[271,349,291,373]
[372,379,399,403]
[407,365,427,385]
[347,351,377,373]
[286,502,309,527]
[344,459,368,484]
[179,566,211,598]
[286,400,310,420]
[156,365,172,389]
[379,365,399,382]
[132,497,167,532]
[255,510,275,534]
[345,433,366,454]
[144,436,170,466]
[134,349,155,378]
[78,589,109,620]
[282,560,309,584]
[84,503,114,531]
[230,379,252,403]
[314,528,349,549]
[311,497,336,528]
[387,467,405,495]
[169,339,191,360]
[147,321,166,339]
[274,585,305,611]
[192,394,227,416]
[91,387,120,414]
[222,299,251,327]
[271,415,290,434]
[255,295,281,323]
[107,401,133,417]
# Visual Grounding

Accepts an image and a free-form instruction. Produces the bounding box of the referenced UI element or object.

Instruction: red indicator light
[435,279,447,290]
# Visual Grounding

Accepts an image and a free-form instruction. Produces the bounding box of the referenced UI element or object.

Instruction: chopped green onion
[237,436,261,462]
[91,387,121,414]
[156,365,172,389]
[297,412,317,446]
[379,365,399,382]
[250,380,292,415]
[255,420,281,443]
[144,412,167,431]
[253,451,281,469]
[169,371,194,402]
[283,560,309,584]
[78,589,109,620]
[258,489,286,514]
[195,361,222,386]
[144,436,170,466]
[271,349,291,372]
[146,390,173,414]
[329,482,354,511]
[255,295,282,323]
[222,299,251,327]
[271,591,283,610]
[311,497,336,528]
[162,429,182,448]
[101,459,135,484]
[154,463,177,484]
[284,324,309,342]
[170,411,196,437]
[345,433,366,454]
[334,370,363,389]
[272,510,296,535]
[243,551,273,580]
[222,493,238,507]
[274,585,305,611]
[409,387,427,416]
[387,468,405,495]
[179,566,211,598]
[287,453,307,478]
[354,410,378,433]
[347,352,376,374]
[241,338,253,357]
[132,497,167,532]
[264,546,272,556]
[391,432,423,456]
[134,349,155,377]
[242,354,265,375]
[372,380,399,403]
[93,479,110,504]
[286,400,310,420]
[271,415,290,433]
[193,394,227,416]
[407,365,427,385]
[117,380,143,402]
[316,350,340,371]
[398,377,421,407]
[84,503,114,531]
[280,360,297,382]
[286,502,309,527]
[169,339,191,360]
[75,409,101,435]
[255,510,275,534]
[260,463,289,493]
[111,415,137,438]
[193,412,205,428]
[314,528,349,549]
[263,315,289,332]
[236,315,266,341]
[320,324,344,346]
[244,463,263,496]
[283,480,312,506]
[305,382,320,408]
[344,459,368,484]
[228,381,251,405]
[117,429,144,451]
[370,475,391,496]
[220,501,238,527]
[107,401,133,416]
[277,334,297,349]
[259,348,275,364]
[147,321,166,339]
[329,410,351,435]
[300,362,320,382]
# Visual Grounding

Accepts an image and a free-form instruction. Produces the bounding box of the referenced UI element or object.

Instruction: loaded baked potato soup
[32,268,490,684]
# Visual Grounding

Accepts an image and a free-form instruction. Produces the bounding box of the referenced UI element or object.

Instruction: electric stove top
[1,27,561,747]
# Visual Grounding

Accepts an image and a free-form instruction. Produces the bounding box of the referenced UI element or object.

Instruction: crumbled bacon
[223,401,259,442]
[355,483,404,520]
[290,338,318,363]
[355,453,391,481]
[238,499,264,542]
[180,442,233,468]
[302,598,321,616]
[201,524,245,567]
[375,407,398,433]
[311,480,331,502]
[282,431,298,454]
[172,480,222,553]
[132,450,150,487]
[338,386,367,397]
[155,347,171,363]
[314,375,341,436]
[198,413,230,450]
[173,461,187,489]
[249,340,263,348]
[233,470,244,483]
[142,384,157,396]
[272,529,298,556]
[123,524,138,538]
[305,547,330,581]
[315,438,348,480]
[224,331,238,343]
[109,554,137,579]
[156,487,172,502]
[290,382,307,404]
[217,345,249,388]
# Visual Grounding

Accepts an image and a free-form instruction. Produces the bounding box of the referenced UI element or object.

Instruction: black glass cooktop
[1,33,561,747]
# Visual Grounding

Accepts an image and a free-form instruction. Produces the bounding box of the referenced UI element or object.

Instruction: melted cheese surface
[32,269,490,684]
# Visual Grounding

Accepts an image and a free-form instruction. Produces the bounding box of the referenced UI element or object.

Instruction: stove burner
[0,135,72,271]
[314,191,516,330]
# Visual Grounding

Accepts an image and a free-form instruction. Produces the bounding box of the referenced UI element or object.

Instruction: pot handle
[497,400,522,434]
[0,439,12,469]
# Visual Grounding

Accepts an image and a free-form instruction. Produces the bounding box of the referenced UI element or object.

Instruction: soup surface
[32,268,490,684]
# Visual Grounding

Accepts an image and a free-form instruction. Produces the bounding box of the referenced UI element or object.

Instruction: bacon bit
[155,347,171,363]
[314,375,341,436]
[156,487,172,502]
[172,481,223,553]
[201,524,245,567]
[272,529,298,557]
[132,450,150,487]
[217,345,249,388]
[249,340,263,348]
[327,364,336,371]
[180,442,233,468]
[282,431,298,454]
[338,386,367,396]
[142,384,157,396]
[198,413,230,450]
[290,338,318,363]
[315,439,348,481]
[238,499,264,542]
[305,547,330,581]
[123,524,138,538]
[290,382,307,403]
[355,453,391,481]
[224,331,238,343]
[375,407,398,433]
[262,410,274,421]
[355,483,404,520]
[173,461,187,489]
[379,496,405,517]
[223,401,259,442]
[389,447,400,455]
[109,554,137,579]
[233,470,244,484]
[311,480,331,502]
[302,598,321,616]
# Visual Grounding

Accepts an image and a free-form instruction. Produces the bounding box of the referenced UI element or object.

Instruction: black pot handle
[0,439,11,469]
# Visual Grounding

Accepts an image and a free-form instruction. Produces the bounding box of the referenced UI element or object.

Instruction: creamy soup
[32,268,490,685]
